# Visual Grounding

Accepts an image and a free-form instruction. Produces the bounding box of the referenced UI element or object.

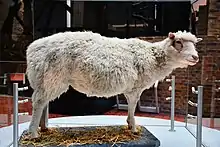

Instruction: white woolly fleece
[26,30,201,137]
[26,31,199,98]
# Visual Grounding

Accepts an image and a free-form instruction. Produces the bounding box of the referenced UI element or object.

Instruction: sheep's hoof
[132,130,139,135]
[40,127,49,132]
[29,132,39,139]
[131,126,138,134]
[126,119,133,129]
[127,124,138,134]
[128,125,132,130]
[27,129,40,139]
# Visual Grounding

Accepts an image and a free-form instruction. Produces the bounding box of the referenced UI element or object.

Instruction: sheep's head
[166,31,202,68]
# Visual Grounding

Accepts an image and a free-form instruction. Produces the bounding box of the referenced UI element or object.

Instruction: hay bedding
[19,125,144,147]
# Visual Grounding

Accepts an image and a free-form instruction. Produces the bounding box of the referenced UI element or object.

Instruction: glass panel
[185,66,202,139]
[210,75,220,131]
[185,73,220,146]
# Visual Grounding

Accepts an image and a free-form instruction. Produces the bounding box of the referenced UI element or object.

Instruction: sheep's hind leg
[28,84,69,138]
[39,104,49,132]
[28,90,49,138]
[124,91,141,133]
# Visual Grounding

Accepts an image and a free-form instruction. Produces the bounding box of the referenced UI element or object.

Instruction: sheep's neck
[136,39,180,87]
[154,38,182,70]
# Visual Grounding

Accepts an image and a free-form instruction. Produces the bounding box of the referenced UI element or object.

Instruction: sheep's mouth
[187,60,199,65]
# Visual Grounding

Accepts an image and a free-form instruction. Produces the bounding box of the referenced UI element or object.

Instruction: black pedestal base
[19,125,160,147]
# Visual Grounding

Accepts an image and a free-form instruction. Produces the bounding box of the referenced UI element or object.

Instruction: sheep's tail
[26,61,35,89]
[25,43,44,90]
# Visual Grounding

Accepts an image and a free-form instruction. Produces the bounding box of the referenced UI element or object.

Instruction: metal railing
[116,80,160,113]
[166,75,204,147]
[190,86,204,147]
[13,83,29,147]
[138,80,160,113]
[0,73,7,86]
[12,82,48,147]
[166,75,176,132]
[185,85,204,147]
[11,79,205,147]
[196,86,203,147]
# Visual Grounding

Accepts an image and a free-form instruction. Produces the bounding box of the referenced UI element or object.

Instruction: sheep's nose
[192,55,199,61]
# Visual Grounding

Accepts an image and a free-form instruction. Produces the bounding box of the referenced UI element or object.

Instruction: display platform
[19,125,160,147]
[0,115,220,147]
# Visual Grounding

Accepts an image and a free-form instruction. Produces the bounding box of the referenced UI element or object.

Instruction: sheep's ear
[197,38,203,43]
[168,32,175,40]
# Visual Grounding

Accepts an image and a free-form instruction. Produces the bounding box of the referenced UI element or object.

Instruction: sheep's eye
[175,40,182,44]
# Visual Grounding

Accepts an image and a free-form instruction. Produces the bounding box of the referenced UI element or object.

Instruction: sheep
[26,30,202,138]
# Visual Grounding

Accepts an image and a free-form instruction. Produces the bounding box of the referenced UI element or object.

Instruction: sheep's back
[26,31,139,97]
[68,34,138,97]
[71,50,137,97]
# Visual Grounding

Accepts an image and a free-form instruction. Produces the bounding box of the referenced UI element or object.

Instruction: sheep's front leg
[124,91,141,133]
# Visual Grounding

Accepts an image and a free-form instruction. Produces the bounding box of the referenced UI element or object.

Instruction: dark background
[0,0,192,116]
